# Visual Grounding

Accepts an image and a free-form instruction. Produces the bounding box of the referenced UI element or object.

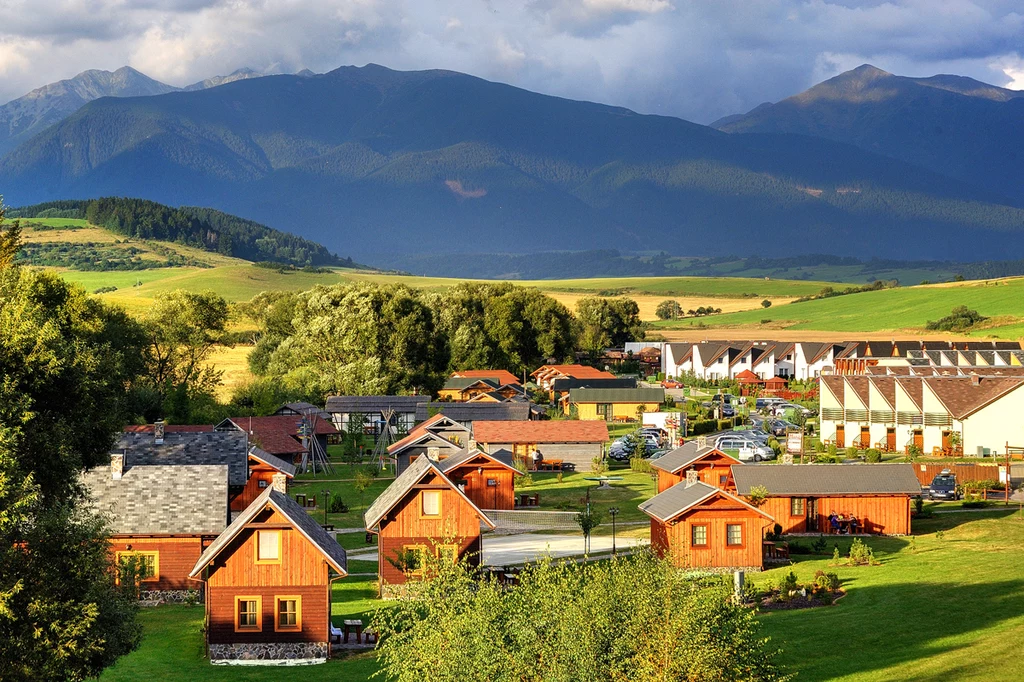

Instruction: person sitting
[828,512,840,533]
[848,515,860,534]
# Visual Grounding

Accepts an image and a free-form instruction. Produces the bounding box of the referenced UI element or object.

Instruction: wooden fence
[911,462,1001,486]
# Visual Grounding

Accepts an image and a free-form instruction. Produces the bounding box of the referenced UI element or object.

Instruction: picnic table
[537,459,563,471]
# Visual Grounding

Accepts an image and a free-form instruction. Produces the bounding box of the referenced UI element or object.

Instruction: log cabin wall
[759,495,912,535]
[204,507,332,644]
[445,464,514,510]
[657,460,736,493]
[232,466,278,511]
[655,496,769,570]
[376,471,485,586]
[109,536,208,591]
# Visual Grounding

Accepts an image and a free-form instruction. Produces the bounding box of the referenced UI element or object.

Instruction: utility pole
[321,489,331,526]
[609,507,619,556]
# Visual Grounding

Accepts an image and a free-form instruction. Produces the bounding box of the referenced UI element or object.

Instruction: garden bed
[759,589,846,611]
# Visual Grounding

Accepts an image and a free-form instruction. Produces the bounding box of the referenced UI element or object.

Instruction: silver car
[715,435,775,462]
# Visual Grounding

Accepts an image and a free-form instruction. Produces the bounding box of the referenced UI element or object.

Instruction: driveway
[353,532,649,567]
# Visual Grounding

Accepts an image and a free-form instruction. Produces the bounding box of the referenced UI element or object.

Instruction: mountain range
[0,66,280,158]
[1,63,1022,262]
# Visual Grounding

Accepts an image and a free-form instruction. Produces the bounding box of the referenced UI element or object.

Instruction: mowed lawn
[756,508,1024,681]
[516,467,657,525]
[654,277,1024,338]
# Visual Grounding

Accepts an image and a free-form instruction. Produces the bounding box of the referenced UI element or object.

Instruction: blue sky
[1,0,1021,122]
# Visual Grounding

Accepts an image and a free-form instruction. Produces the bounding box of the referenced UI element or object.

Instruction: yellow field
[546,292,796,322]
[207,345,255,402]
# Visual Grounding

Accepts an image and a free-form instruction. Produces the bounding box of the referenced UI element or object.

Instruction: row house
[664,341,847,381]
[820,374,1024,456]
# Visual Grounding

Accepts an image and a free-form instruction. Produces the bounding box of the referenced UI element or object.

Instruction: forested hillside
[3,64,1023,261]
[10,198,353,267]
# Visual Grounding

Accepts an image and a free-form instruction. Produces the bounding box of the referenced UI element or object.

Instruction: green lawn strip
[755,510,1024,681]
[289,477,395,526]
[345,559,379,574]
[515,469,656,524]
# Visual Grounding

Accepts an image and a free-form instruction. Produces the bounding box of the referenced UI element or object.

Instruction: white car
[715,435,775,462]
[772,403,813,417]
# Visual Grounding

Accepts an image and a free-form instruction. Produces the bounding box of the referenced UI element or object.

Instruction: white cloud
[0,1,1023,122]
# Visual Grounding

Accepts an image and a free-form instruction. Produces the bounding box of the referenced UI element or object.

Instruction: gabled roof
[868,376,897,410]
[274,402,332,420]
[388,414,468,455]
[923,377,1024,420]
[639,481,773,523]
[550,377,638,392]
[112,431,248,486]
[452,369,521,385]
[123,424,214,433]
[732,464,922,496]
[442,377,500,391]
[665,343,693,364]
[734,369,761,383]
[696,342,729,366]
[531,364,616,380]
[437,447,523,475]
[845,376,871,407]
[363,456,495,531]
[728,343,755,367]
[471,420,610,444]
[798,342,827,363]
[895,377,924,410]
[819,376,846,407]
[224,414,338,436]
[248,446,297,477]
[325,395,429,413]
[650,441,740,474]
[415,402,532,422]
[189,488,347,578]
[81,464,228,535]
[568,387,665,403]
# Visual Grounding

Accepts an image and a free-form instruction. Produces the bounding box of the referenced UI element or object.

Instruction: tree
[372,552,786,682]
[925,305,987,332]
[576,506,603,554]
[761,299,772,309]
[0,197,21,268]
[576,296,646,355]
[142,289,229,421]
[655,299,682,320]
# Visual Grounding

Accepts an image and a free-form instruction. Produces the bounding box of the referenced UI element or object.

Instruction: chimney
[696,435,708,449]
[270,473,288,494]
[685,469,699,487]
[111,453,124,480]
[467,439,478,451]
[427,446,441,461]
[154,420,165,445]
[971,375,981,386]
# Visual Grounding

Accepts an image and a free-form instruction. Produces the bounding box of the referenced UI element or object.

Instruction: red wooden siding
[911,463,1000,486]
[232,466,279,512]
[207,584,328,644]
[444,463,514,510]
[657,456,736,493]
[649,496,769,570]
[759,495,912,535]
[376,471,484,586]
[109,536,208,591]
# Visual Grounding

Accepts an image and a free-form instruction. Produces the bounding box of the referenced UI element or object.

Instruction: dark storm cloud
[0,0,1021,123]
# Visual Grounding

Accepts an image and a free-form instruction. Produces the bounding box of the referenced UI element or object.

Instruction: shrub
[845,446,858,459]
[591,455,608,476]
[906,444,923,460]
[813,570,840,592]
[847,538,878,566]
[761,299,772,309]
[781,571,799,595]
[629,456,653,474]
[811,537,828,553]
[865,448,882,463]
[514,472,534,489]
[329,496,349,514]
[747,485,770,509]
[827,443,838,458]
[914,496,924,514]
[787,541,810,555]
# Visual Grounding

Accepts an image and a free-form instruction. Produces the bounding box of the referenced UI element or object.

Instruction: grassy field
[756,508,1024,681]
[515,467,656,525]
[654,277,1024,340]
[207,345,255,401]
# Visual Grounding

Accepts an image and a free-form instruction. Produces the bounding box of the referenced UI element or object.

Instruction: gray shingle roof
[731,464,922,496]
[414,402,531,422]
[567,387,665,403]
[443,377,500,390]
[550,378,638,391]
[639,481,770,523]
[437,447,523,474]
[364,456,495,531]
[248,446,297,477]
[650,442,739,474]
[112,431,248,486]
[81,464,228,535]
[326,395,428,413]
[189,488,347,578]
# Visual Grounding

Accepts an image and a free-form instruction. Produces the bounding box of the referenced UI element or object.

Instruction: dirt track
[656,329,977,342]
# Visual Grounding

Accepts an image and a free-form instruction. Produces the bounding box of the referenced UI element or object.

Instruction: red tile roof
[251,431,306,455]
[531,364,616,380]
[734,369,761,383]
[230,415,338,436]
[472,420,609,444]
[452,369,521,385]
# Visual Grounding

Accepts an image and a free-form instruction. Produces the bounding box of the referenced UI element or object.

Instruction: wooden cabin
[472,419,609,472]
[80,457,229,599]
[731,464,922,535]
[364,456,495,595]
[436,448,522,510]
[232,446,297,512]
[639,477,774,571]
[566,387,665,421]
[387,414,470,474]
[649,440,741,493]
[188,479,348,665]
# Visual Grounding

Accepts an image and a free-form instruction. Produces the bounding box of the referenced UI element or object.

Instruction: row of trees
[243,282,647,399]
[655,299,725,320]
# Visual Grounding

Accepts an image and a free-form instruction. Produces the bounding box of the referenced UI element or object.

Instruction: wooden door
[941,431,951,453]
[860,426,870,448]
[807,498,819,533]
[886,428,896,452]
[913,430,923,449]
[835,425,845,448]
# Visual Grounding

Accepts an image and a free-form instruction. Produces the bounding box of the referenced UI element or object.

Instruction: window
[258,479,268,488]
[403,544,428,576]
[691,525,708,547]
[726,524,743,546]
[256,530,281,563]
[234,596,262,632]
[719,474,728,486]
[116,551,159,582]
[274,596,301,632]
[438,544,459,564]
[790,498,805,517]
[421,490,442,517]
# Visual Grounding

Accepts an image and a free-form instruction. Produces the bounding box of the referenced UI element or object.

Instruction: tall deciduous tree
[576,296,646,355]
[0,198,21,268]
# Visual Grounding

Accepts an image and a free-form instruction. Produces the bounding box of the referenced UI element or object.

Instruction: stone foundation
[209,642,328,666]
[139,589,202,606]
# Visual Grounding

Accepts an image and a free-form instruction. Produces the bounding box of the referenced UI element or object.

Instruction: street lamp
[609,507,619,556]
[321,489,331,526]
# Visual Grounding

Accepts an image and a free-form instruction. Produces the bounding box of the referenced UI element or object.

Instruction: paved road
[355,533,649,567]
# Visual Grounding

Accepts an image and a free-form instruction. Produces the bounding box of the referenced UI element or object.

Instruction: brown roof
[734,369,761,383]
[845,376,871,407]
[820,375,846,407]
[531,364,615,380]
[896,378,923,410]
[472,420,610,444]
[868,376,897,410]
[452,369,521,385]
[924,377,1024,420]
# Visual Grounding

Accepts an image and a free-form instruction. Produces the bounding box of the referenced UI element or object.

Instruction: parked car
[646,449,671,461]
[735,429,770,444]
[721,405,736,418]
[714,435,775,462]
[711,393,733,404]
[755,397,785,410]
[766,419,800,437]
[771,402,814,417]
[928,470,959,500]
[747,414,766,429]
[661,379,682,389]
